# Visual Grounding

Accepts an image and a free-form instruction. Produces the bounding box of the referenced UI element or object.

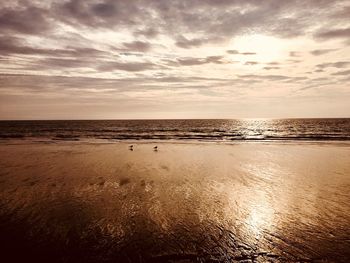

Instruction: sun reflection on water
[225,150,279,241]
[235,119,277,139]
[245,201,275,239]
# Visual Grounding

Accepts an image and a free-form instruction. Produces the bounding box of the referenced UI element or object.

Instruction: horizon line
[1,117,350,121]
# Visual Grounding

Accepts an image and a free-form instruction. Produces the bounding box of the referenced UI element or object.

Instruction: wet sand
[0,141,349,262]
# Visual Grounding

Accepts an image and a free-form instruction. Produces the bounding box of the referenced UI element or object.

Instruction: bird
[153,146,158,151]
[129,145,134,150]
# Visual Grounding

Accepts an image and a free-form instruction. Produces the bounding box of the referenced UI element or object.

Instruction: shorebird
[129,145,134,150]
[153,146,158,151]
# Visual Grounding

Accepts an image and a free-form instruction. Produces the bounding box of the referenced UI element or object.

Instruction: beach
[1,0,350,261]
[0,141,349,262]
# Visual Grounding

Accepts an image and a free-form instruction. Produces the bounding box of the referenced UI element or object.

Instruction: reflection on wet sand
[0,142,349,262]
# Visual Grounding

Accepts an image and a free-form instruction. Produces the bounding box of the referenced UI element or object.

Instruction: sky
[0,0,349,119]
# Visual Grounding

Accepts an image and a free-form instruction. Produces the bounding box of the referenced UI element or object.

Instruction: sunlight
[230,34,288,62]
[246,203,275,238]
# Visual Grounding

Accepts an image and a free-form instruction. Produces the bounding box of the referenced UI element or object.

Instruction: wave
[1,119,350,142]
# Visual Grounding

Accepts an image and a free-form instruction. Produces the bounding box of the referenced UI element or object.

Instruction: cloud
[0,0,350,119]
[227,50,256,55]
[47,0,349,46]
[171,56,227,66]
[0,36,109,57]
[1,1,348,42]
[315,27,350,40]
[289,51,301,57]
[226,50,239,55]
[266,62,280,65]
[241,52,256,55]
[175,35,226,49]
[263,66,280,70]
[287,59,302,64]
[15,55,161,73]
[0,5,50,35]
[175,36,207,49]
[310,49,338,56]
[244,61,258,65]
[316,61,350,69]
[53,0,145,29]
[314,69,324,73]
[133,28,159,38]
[238,74,291,81]
[96,61,159,72]
[33,58,93,69]
[90,2,116,17]
[331,69,350,76]
[331,5,350,19]
[205,56,227,64]
[237,74,308,84]
[122,41,152,52]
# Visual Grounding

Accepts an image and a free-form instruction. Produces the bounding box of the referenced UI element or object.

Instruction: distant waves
[0,119,350,142]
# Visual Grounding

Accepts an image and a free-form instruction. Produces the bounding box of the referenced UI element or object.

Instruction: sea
[0,118,349,142]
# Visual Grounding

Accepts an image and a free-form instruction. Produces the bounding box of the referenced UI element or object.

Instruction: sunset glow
[0,1,349,119]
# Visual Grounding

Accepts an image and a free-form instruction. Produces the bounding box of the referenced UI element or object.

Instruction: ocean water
[0,118,349,142]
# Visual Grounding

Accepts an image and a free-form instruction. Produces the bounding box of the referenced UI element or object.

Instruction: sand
[0,141,349,262]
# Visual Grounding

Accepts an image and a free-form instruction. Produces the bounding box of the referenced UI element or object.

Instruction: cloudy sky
[0,0,349,119]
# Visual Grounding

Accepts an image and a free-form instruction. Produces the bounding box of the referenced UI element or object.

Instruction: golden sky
[0,0,349,119]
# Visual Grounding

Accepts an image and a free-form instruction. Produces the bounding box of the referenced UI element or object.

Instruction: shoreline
[1,137,350,146]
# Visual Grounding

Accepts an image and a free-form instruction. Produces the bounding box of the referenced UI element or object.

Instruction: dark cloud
[119,52,144,57]
[310,49,338,56]
[314,69,324,73]
[47,0,350,47]
[0,73,254,96]
[134,28,159,38]
[53,0,144,29]
[331,69,350,76]
[0,0,347,43]
[0,36,109,57]
[0,73,133,95]
[227,50,239,55]
[1,0,349,49]
[33,58,93,69]
[91,2,116,17]
[122,41,152,52]
[316,61,350,69]
[175,56,227,66]
[289,51,301,57]
[244,61,258,65]
[0,36,48,55]
[238,74,291,81]
[16,55,160,72]
[97,61,159,72]
[205,56,227,64]
[0,36,109,61]
[238,74,308,83]
[330,5,350,20]
[263,66,280,70]
[0,6,50,35]
[267,62,280,65]
[315,27,350,40]
[175,58,207,66]
[30,58,160,72]
[65,47,111,58]
[227,50,256,55]
[175,36,209,49]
